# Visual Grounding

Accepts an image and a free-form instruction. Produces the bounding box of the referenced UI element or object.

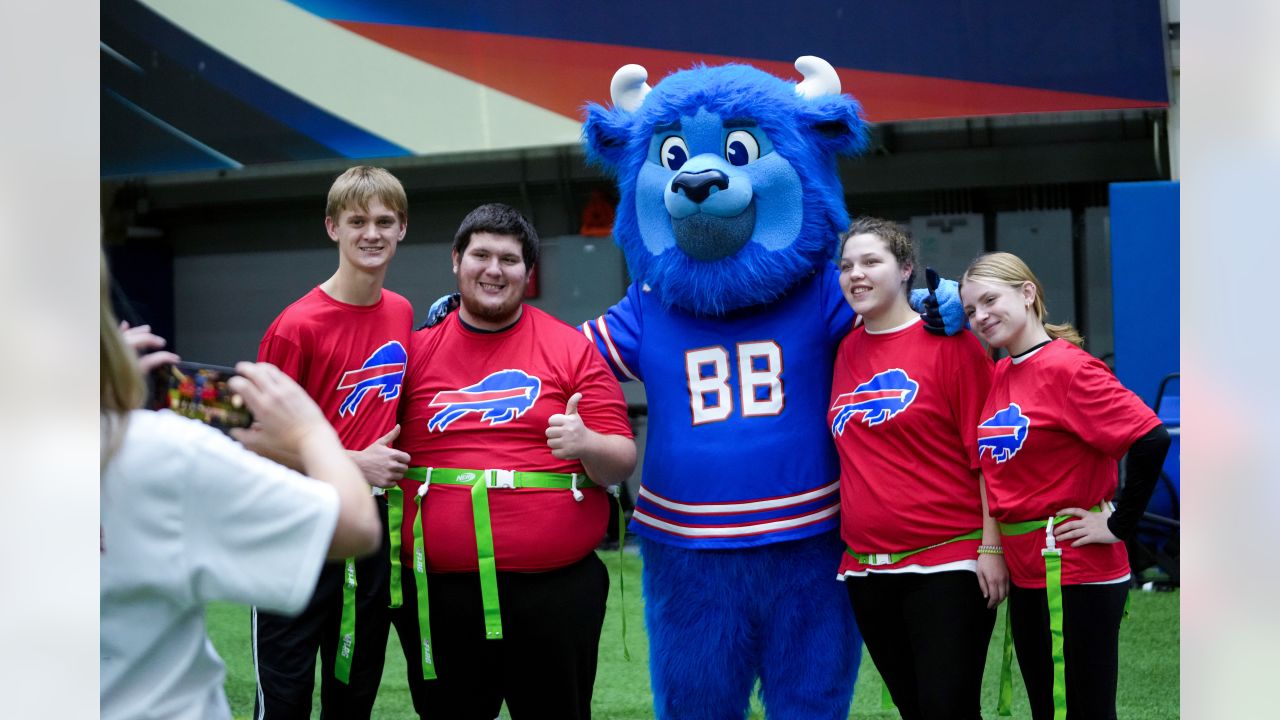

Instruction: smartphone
[149,361,254,434]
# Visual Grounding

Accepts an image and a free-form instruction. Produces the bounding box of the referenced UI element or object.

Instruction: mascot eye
[660,136,689,171]
[725,130,760,166]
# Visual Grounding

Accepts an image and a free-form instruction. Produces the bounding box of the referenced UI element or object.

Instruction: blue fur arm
[417,292,460,330]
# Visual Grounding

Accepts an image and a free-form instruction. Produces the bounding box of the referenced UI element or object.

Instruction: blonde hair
[960,251,1084,348]
[325,166,408,223]
[101,254,144,468]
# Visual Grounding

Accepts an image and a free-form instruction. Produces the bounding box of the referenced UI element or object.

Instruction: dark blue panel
[107,0,409,161]
[1110,181,1179,408]
[101,89,238,176]
[101,16,351,173]
[106,243,175,354]
[288,0,1168,101]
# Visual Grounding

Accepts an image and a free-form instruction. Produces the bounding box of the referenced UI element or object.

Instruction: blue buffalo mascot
[578,57,893,719]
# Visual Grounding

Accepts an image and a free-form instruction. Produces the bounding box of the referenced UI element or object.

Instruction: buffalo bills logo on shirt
[830,368,919,434]
[427,369,542,431]
[977,403,1031,463]
[336,341,407,417]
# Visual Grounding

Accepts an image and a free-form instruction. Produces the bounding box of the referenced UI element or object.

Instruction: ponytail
[1045,322,1084,349]
[962,251,1084,349]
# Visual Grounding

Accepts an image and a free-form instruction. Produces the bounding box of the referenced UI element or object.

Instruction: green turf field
[207,549,1178,719]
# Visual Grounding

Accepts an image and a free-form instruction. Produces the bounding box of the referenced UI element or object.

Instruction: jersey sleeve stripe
[636,480,838,514]
[579,320,595,343]
[595,316,640,382]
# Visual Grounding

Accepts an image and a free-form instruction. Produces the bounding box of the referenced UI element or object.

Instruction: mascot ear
[790,56,869,159]
[802,98,870,159]
[583,64,652,172]
[582,103,634,172]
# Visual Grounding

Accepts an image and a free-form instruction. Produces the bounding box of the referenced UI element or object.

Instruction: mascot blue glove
[416,292,460,331]
[579,57,866,720]
[911,267,967,335]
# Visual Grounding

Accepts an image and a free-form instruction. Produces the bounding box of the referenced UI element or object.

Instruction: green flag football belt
[992,503,1105,719]
[845,528,984,567]
[396,466,609,680]
[335,491,393,685]
[334,558,356,684]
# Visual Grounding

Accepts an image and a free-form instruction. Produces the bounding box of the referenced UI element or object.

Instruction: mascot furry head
[584,57,867,316]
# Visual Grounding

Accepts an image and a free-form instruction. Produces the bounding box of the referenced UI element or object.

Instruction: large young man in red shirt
[251,166,414,719]
[389,203,636,719]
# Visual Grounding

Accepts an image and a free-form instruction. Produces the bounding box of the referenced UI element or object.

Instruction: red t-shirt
[395,306,633,573]
[259,287,412,451]
[829,321,993,573]
[978,339,1161,587]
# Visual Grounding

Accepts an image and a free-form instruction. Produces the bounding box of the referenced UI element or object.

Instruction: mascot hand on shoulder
[580,57,868,720]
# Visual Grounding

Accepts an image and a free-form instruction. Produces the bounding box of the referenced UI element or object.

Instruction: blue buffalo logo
[977,403,1031,463]
[427,369,542,431]
[830,368,919,434]
[336,341,406,417]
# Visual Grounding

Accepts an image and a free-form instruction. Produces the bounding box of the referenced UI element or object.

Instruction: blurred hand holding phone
[119,321,180,374]
[149,361,254,435]
[124,323,332,470]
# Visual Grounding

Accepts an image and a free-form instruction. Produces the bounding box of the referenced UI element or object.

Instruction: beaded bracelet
[977,545,1004,555]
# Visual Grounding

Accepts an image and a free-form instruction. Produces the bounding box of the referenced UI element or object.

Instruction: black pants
[390,552,610,720]
[846,571,996,720]
[1009,581,1129,720]
[253,497,391,720]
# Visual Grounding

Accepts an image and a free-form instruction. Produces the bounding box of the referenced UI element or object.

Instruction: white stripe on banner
[137,0,581,154]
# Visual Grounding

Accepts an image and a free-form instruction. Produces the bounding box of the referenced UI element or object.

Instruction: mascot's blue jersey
[583,263,854,549]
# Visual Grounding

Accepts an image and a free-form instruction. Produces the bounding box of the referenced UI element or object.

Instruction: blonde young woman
[829,218,1006,719]
[959,251,1170,720]
[100,257,380,720]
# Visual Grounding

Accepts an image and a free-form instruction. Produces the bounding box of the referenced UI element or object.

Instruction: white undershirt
[863,315,922,335]
[838,558,977,580]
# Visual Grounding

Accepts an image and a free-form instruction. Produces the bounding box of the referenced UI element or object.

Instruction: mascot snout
[665,161,756,261]
[670,203,756,261]
[670,168,728,203]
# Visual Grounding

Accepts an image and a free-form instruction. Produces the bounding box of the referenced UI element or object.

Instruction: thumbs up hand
[351,423,410,488]
[546,393,589,460]
[910,267,966,336]
[919,268,945,335]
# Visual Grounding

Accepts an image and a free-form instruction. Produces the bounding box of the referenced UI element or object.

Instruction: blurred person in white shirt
[99,255,380,720]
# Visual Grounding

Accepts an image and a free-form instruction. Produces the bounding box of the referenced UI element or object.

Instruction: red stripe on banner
[333,22,1166,122]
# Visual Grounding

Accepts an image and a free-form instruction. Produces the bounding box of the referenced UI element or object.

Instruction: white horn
[794,56,841,99]
[611,64,652,112]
